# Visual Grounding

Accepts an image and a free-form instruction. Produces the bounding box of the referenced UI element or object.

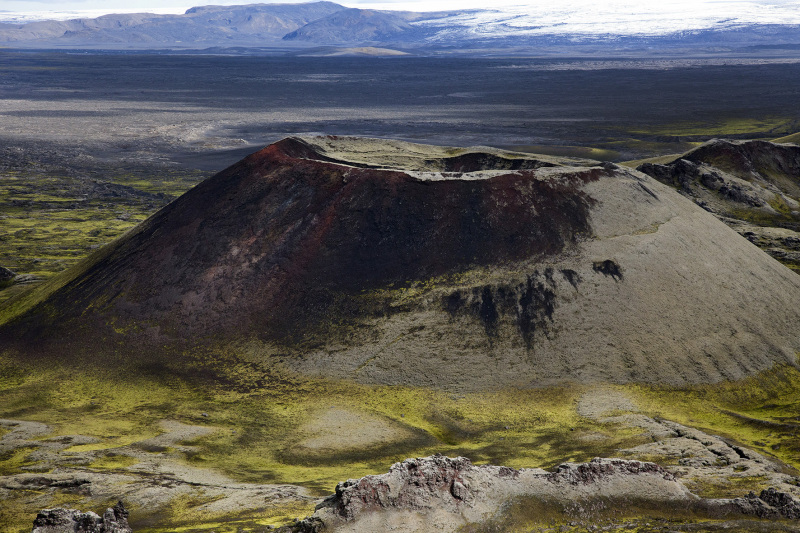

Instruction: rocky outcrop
[707,488,800,520]
[32,501,130,533]
[637,139,800,210]
[292,454,800,532]
[27,456,800,533]
[0,266,15,289]
[305,454,695,531]
[318,454,490,520]
[638,157,768,208]
[546,457,677,484]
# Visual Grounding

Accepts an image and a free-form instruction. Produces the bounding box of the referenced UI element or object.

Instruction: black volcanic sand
[2,51,800,169]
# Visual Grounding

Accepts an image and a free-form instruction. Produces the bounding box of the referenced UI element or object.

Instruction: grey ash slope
[2,136,799,390]
[637,139,800,272]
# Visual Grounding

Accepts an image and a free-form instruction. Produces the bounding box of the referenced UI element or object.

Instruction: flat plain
[4,51,800,163]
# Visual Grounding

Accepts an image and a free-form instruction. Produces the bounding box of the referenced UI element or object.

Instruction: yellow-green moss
[685,474,771,499]
[771,131,800,144]
[768,194,795,216]
[630,116,798,138]
[630,364,800,473]
[0,446,41,475]
[618,153,685,168]
[86,454,139,470]
[2,353,800,532]
[502,144,621,161]
[0,168,206,308]
[130,493,315,533]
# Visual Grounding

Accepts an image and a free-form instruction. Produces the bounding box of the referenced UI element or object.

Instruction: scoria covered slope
[637,139,800,272]
[2,136,799,390]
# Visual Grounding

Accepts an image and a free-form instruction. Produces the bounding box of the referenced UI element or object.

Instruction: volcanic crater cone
[3,136,799,389]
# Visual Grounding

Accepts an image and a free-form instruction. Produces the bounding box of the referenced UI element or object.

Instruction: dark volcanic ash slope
[2,136,799,390]
[637,139,800,272]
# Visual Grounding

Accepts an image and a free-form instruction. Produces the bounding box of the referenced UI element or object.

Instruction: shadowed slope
[640,139,800,203]
[2,136,799,390]
[0,137,599,341]
[282,8,413,43]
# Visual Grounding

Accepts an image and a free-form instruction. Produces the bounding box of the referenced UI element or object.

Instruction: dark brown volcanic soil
[3,138,602,339]
[3,136,800,389]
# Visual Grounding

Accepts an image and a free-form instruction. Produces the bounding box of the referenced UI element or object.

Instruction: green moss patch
[131,498,316,533]
[0,445,41,475]
[0,168,206,306]
[686,475,772,499]
[630,116,799,139]
[2,351,800,532]
[631,364,800,474]
[86,453,139,471]
[501,144,621,161]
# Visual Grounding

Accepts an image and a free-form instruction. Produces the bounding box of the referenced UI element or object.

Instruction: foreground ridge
[289,455,800,532]
[27,455,800,532]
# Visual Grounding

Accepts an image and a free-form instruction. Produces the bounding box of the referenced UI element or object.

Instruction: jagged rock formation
[299,455,694,532]
[708,488,800,520]
[31,501,130,533]
[293,454,800,532]
[22,447,800,533]
[637,139,800,272]
[3,135,800,390]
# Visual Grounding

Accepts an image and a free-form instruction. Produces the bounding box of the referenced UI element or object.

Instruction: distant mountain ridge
[3,1,800,54]
[0,2,345,47]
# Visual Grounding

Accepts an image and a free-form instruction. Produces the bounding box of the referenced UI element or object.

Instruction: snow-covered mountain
[411,0,800,39]
[0,8,184,24]
[3,1,800,53]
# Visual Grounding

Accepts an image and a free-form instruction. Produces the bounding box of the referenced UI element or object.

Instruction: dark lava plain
[3,51,800,168]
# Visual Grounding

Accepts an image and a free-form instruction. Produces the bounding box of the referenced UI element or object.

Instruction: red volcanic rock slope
[2,136,799,389]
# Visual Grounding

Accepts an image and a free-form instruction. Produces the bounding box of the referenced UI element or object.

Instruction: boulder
[32,501,131,533]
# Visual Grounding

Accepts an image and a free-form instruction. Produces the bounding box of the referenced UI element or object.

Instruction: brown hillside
[2,136,799,390]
